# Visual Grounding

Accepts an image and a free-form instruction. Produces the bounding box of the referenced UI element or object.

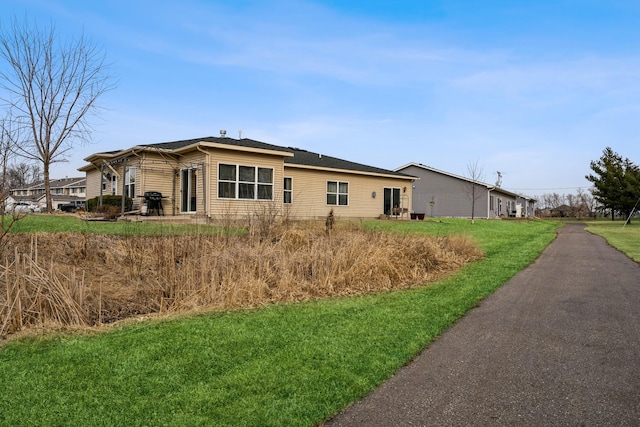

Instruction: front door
[384,187,401,216]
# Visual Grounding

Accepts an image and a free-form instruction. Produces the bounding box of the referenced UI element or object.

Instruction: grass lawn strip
[0,219,559,426]
[584,220,640,262]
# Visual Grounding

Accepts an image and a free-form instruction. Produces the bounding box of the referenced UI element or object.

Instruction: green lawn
[584,220,640,262]
[0,218,560,427]
[4,214,242,236]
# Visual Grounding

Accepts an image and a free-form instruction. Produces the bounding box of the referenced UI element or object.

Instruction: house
[79,135,418,220]
[394,163,535,219]
[8,177,86,211]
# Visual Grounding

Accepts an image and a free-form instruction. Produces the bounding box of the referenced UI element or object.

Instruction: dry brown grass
[0,222,482,338]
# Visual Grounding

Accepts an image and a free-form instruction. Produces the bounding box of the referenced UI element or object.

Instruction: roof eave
[285,163,418,180]
[190,141,294,157]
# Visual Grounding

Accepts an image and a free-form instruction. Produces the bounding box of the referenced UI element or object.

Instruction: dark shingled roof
[141,136,290,153]
[131,136,412,178]
[283,147,411,177]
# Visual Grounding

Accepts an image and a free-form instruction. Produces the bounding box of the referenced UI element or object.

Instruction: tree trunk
[44,164,52,213]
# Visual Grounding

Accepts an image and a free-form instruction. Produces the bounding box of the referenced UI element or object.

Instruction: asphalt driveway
[325,222,640,426]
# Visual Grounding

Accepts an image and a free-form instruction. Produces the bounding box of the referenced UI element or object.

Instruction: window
[327,181,348,206]
[218,164,273,200]
[124,167,136,198]
[103,175,117,195]
[284,177,292,204]
[218,164,236,199]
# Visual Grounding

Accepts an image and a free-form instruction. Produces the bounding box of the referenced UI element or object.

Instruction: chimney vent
[220,130,227,138]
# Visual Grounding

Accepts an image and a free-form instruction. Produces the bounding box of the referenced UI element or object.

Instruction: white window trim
[124,167,136,198]
[181,167,198,213]
[217,163,274,201]
[284,177,293,205]
[327,180,349,206]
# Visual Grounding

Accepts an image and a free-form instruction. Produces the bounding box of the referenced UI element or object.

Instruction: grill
[143,191,165,216]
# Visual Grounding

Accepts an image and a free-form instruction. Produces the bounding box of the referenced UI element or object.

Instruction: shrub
[96,205,122,220]
[87,195,133,213]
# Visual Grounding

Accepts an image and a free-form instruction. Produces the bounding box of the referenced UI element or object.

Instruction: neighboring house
[394,163,535,219]
[548,204,593,218]
[9,177,87,211]
[10,177,86,198]
[79,135,417,220]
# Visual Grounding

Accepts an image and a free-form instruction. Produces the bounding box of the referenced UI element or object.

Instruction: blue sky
[3,0,640,198]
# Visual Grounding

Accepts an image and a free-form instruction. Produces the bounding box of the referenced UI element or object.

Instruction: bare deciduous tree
[534,189,598,218]
[0,17,115,212]
[463,158,485,224]
[579,188,597,218]
[0,115,23,247]
[0,116,14,213]
[6,162,41,188]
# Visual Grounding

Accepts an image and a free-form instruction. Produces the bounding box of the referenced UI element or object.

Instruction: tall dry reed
[0,223,482,338]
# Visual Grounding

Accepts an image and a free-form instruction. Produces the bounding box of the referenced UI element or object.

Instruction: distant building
[395,163,535,219]
[8,177,86,211]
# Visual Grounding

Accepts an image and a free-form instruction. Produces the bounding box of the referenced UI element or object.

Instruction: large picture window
[218,164,273,200]
[327,180,348,206]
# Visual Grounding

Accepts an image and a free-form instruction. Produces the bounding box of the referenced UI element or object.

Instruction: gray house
[395,163,534,219]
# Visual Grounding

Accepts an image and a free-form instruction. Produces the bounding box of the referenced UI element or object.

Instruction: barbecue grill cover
[144,191,163,201]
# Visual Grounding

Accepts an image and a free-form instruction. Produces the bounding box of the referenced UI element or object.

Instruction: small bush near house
[95,204,122,221]
[86,195,133,213]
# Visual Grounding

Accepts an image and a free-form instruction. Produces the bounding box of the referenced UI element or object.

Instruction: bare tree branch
[0,17,116,211]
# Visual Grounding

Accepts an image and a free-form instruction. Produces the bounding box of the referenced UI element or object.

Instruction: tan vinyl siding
[137,153,181,215]
[284,167,413,219]
[85,168,103,200]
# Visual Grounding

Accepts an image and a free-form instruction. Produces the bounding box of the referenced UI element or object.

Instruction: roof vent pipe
[220,130,227,138]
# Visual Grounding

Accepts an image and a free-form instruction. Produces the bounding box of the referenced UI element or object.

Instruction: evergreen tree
[586,147,640,221]
[620,159,640,221]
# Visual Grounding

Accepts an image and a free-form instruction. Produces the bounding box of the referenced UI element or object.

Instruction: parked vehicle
[59,200,86,212]
[6,202,34,214]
